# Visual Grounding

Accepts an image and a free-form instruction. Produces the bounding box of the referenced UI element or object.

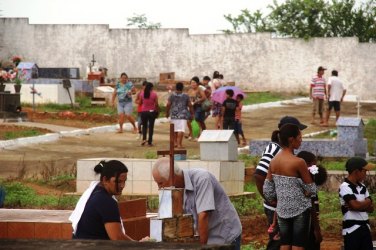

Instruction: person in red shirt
[309,66,327,125]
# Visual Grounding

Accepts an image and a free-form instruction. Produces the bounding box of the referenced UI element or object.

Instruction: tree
[224,0,376,42]
[127,14,161,30]
[268,0,327,39]
[223,9,271,34]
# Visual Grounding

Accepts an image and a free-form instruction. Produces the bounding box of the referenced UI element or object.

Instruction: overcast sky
[1,0,280,34]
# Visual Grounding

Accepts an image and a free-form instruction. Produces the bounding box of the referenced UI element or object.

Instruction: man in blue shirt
[152,157,242,249]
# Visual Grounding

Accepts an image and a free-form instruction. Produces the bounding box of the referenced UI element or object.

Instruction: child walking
[221,89,238,130]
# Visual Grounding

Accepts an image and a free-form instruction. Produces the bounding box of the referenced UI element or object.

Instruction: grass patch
[23,96,169,117]
[241,243,266,250]
[0,180,78,209]
[365,119,376,155]
[320,159,345,171]
[231,182,264,216]
[243,92,301,105]
[238,154,260,168]
[3,129,45,140]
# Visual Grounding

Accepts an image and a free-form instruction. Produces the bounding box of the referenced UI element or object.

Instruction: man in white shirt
[323,70,346,126]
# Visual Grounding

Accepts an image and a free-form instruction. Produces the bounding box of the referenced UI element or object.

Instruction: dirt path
[0,101,375,178]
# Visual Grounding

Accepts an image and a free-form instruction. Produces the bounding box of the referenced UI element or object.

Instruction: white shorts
[171,119,186,132]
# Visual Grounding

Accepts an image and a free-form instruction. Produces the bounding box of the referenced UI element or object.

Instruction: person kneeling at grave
[69,160,135,241]
[152,157,242,249]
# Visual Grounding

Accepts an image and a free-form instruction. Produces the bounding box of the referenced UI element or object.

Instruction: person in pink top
[135,81,147,140]
[137,81,159,146]
[309,66,327,125]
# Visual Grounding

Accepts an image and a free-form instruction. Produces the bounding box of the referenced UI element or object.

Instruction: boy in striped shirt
[310,66,327,125]
[339,157,374,250]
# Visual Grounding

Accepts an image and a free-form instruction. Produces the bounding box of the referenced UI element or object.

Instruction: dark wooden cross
[91,54,96,66]
[157,123,187,186]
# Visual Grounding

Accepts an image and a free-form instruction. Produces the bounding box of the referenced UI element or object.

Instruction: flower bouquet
[12,56,22,66]
[0,70,12,92]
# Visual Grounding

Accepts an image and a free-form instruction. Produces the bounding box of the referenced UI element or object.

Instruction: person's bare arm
[198,211,210,244]
[309,85,313,99]
[327,84,331,100]
[198,89,207,103]
[254,173,266,200]
[188,99,194,117]
[341,89,347,102]
[105,222,135,241]
[166,100,171,118]
[347,197,373,212]
[298,159,313,184]
[112,88,117,106]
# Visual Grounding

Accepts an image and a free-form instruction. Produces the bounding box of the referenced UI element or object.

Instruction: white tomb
[198,130,238,161]
[2,83,75,104]
[76,158,244,196]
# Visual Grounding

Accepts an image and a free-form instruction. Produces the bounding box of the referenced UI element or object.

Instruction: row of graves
[0,127,244,249]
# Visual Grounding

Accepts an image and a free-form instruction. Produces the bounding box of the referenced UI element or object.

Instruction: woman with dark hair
[263,124,317,250]
[111,73,137,133]
[69,160,134,241]
[138,81,159,146]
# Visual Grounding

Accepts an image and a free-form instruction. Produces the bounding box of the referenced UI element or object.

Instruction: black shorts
[328,101,340,111]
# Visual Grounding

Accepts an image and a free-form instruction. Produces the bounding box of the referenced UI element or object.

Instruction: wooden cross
[157,124,187,187]
[91,54,96,66]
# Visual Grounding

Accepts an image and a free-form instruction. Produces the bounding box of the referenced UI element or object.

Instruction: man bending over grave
[152,157,242,249]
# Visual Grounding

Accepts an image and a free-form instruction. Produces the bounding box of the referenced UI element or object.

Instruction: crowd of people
[254,116,374,250]
[112,71,247,148]
[71,68,374,250]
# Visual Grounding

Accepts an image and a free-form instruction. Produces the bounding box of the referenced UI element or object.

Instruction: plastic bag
[191,120,200,138]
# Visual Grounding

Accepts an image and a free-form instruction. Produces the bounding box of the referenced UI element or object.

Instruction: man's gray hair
[153,157,182,181]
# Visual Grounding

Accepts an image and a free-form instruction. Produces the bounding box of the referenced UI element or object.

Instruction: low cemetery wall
[77,158,244,196]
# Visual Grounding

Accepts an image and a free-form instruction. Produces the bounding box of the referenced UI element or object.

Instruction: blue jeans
[278,209,311,247]
[231,234,241,250]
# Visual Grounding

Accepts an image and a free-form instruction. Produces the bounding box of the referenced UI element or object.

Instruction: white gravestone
[198,130,238,161]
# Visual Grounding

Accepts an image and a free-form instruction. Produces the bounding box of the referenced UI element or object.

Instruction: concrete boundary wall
[0,18,375,100]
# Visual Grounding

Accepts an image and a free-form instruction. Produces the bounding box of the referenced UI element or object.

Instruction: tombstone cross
[91,54,96,66]
[157,123,187,186]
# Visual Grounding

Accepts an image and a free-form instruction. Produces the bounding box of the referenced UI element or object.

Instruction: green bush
[1,181,78,209]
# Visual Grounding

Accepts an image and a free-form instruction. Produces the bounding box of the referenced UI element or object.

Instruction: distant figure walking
[138,82,159,146]
[310,66,327,125]
[166,82,194,148]
[111,73,137,133]
[221,89,237,130]
[323,70,346,126]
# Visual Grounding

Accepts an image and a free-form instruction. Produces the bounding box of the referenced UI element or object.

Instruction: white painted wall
[2,83,75,104]
[1,18,375,100]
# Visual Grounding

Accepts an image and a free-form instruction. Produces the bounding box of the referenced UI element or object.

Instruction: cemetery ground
[0,97,375,249]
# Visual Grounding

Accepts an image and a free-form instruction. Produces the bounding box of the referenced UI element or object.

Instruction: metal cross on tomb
[91,54,96,66]
[157,124,187,187]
